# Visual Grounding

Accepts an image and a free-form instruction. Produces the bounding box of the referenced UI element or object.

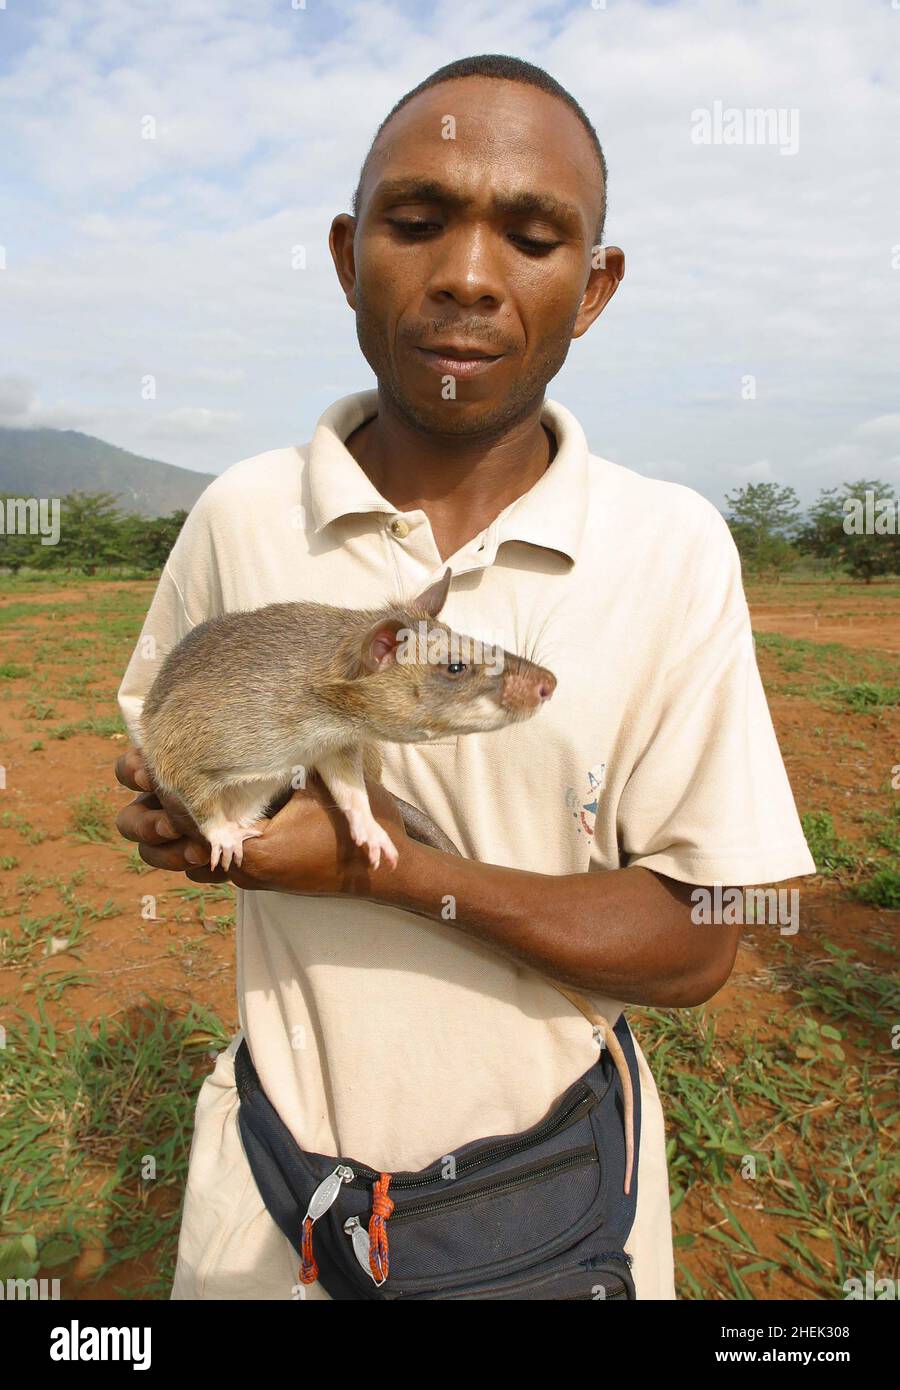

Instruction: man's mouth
[412,343,505,379]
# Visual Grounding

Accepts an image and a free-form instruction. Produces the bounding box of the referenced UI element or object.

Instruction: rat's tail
[392,793,635,1196]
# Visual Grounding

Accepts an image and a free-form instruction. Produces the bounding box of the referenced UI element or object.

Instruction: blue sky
[1,0,898,508]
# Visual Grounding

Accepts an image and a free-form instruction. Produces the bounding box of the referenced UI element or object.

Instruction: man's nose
[425,225,504,309]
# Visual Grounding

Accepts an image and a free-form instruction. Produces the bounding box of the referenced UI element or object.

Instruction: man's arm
[358,838,738,1007]
[117,748,739,1008]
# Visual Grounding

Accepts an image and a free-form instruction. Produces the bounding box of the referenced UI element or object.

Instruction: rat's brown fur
[138,568,556,871]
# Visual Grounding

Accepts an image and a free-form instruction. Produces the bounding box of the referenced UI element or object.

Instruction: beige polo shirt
[118,389,816,1300]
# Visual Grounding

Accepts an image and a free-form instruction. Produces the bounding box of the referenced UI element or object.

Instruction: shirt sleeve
[617,505,816,886]
[117,487,224,743]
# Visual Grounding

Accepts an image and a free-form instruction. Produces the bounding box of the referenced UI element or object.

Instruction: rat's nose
[537,672,556,701]
[501,663,557,711]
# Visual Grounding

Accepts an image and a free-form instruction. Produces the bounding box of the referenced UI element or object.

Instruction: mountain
[0,427,216,517]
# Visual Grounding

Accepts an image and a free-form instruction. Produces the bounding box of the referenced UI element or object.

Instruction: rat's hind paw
[207,823,263,872]
[344,809,399,872]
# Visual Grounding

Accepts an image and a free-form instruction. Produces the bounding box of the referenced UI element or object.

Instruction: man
[115,54,816,1300]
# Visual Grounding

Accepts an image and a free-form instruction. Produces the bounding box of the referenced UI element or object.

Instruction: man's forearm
[359,837,738,1006]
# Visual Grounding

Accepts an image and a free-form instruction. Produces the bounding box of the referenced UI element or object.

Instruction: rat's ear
[359,617,405,673]
[411,567,452,617]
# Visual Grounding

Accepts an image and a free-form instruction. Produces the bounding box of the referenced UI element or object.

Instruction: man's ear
[411,567,452,617]
[329,213,358,309]
[359,617,404,672]
[572,245,625,340]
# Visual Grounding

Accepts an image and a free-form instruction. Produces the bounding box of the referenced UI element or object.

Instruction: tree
[0,495,44,571]
[45,492,129,573]
[118,509,187,569]
[0,492,190,575]
[725,482,801,579]
[796,478,900,583]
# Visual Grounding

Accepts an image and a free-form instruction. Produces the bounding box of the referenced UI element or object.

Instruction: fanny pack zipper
[380,1146,597,1223]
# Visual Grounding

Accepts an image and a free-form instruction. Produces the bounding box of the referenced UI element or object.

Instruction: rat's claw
[344,808,399,873]
[364,824,398,872]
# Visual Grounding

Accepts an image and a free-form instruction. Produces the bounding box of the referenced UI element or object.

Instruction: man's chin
[386,382,535,439]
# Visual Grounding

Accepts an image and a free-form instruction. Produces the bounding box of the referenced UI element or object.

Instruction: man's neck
[345,388,557,564]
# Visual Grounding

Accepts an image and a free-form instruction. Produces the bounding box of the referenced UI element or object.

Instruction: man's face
[331,77,617,438]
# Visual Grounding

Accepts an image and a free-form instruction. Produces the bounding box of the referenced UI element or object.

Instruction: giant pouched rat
[137,567,556,874]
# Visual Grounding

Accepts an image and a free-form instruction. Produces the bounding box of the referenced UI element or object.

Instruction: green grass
[67,791,114,844]
[48,715,124,741]
[122,847,154,875]
[801,811,862,877]
[0,567,159,593]
[814,679,900,712]
[635,989,899,1299]
[857,803,900,858]
[0,1001,231,1297]
[800,809,899,906]
[0,887,115,971]
[854,868,900,910]
[0,601,96,628]
[753,632,900,712]
[0,812,45,846]
[768,940,898,1033]
[25,697,55,721]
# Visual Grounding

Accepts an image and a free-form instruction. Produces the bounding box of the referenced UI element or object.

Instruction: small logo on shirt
[565,763,605,840]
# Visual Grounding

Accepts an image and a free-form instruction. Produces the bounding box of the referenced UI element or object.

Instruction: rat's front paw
[345,809,399,872]
[208,822,263,872]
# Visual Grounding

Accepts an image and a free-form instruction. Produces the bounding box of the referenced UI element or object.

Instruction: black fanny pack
[234,1009,642,1301]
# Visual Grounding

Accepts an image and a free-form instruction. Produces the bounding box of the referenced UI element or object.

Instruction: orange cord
[368,1172,394,1283]
[299,1215,318,1284]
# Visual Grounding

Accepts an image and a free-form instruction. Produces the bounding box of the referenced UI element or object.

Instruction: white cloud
[139,407,242,439]
[857,414,900,440]
[0,376,38,424]
[735,459,774,482]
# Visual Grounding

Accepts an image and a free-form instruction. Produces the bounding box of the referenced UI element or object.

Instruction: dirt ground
[0,575,897,1300]
[748,580,900,653]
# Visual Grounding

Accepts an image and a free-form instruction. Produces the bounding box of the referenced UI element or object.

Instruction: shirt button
[388,517,410,538]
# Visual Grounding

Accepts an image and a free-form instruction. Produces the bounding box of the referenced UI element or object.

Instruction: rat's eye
[446,662,468,678]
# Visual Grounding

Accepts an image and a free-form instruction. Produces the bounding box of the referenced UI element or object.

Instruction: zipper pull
[344,1216,385,1285]
[304,1164,354,1224]
[344,1170,394,1286]
[298,1164,354,1284]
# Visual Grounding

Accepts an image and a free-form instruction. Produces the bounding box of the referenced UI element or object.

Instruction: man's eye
[509,233,561,255]
[387,218,442,237]
[386,221,560,253]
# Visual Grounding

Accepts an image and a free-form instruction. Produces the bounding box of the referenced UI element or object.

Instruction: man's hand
[179,778,409,895]
[114,744,409,894]
[115,745,210,869]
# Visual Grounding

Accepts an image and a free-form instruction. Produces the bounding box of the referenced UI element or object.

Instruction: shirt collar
[306,389,590,565]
